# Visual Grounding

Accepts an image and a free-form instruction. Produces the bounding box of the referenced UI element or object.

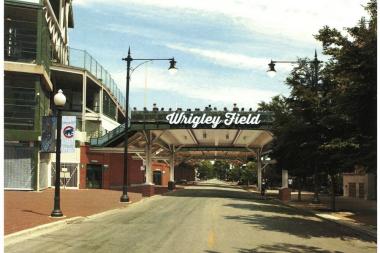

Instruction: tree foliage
[315,0,377,172]
[259,0,376,209]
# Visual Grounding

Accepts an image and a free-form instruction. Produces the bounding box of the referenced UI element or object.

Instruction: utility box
[168,181,175,191]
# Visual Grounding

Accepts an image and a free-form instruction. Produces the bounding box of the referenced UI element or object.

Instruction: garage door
[4,144,35,190]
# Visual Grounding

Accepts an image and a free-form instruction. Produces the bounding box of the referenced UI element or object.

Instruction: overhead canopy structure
[93,129,272,161]
[90,109,275,190]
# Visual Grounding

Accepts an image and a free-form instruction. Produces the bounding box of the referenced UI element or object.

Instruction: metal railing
[90,123,126,146]
[65,47,126,112]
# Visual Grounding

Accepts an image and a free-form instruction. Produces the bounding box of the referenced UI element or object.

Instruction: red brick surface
[80,145,174,189]
[80,146,144,189]
[129,185,155,197]
[4,189,143,235]
[279,188,291,201]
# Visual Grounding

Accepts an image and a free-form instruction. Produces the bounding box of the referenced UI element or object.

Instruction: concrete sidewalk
[4,188,143,235]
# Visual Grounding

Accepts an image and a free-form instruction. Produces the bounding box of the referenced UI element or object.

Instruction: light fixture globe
[267,70,276,78]
[54,89,66,107]
[168,58,178,75]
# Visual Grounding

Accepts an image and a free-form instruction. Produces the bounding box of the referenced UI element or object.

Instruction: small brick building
[342,172,376,200]
[80,145,170,189]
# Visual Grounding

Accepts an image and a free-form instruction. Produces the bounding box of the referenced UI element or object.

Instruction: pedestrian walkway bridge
[89,108,275,189]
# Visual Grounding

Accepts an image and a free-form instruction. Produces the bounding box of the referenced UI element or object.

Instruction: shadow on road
[165,188,257,200]
[191,183,242,189]
[224,203,376,243]
[236,243,346,253]
[166,184,376,244]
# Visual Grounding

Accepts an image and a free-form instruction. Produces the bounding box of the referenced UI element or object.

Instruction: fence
[66,47,126,111]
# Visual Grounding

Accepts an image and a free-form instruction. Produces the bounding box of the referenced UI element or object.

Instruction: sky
[70,0,369,111]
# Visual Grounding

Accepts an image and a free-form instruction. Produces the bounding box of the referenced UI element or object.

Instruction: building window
[4,73,37,130]
[103,92,117,120]
[4,6,37,62]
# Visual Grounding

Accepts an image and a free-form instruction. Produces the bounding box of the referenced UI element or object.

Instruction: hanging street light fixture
[120,47,178,203]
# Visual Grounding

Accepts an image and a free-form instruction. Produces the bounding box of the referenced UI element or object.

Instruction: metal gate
[51,163,79,188]
[4,144,35,190]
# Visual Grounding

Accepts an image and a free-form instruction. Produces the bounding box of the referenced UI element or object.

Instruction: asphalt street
[5,179,377,253]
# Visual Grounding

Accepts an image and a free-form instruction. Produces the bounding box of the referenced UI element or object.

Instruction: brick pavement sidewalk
[4,189,143,235]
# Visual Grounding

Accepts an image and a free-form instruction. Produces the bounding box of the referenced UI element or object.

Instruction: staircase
[90,123,126,146]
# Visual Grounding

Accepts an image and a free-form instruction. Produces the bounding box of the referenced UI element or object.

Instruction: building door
[348,183,356,197]
[153,171,162,185]
[358,183,365,199]
[86,164,102,189]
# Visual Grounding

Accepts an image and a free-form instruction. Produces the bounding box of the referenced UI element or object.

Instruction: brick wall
[80,145,144,189]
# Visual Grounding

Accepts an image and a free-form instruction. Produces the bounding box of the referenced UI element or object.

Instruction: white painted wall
[100,114,120,132]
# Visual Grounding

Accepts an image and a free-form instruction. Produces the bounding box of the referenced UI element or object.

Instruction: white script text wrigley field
[166,112,261,128]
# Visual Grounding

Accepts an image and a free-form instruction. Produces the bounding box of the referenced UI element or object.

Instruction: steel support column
[257,148,262,192]
[282,170,289,188]
[145,131,153,184]
[169,147,175,182]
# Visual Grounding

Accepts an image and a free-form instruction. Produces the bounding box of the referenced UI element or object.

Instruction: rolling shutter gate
[4,144,35,190]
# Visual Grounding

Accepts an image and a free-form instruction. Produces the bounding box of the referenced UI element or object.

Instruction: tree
[239,162,257,186]
[213,160,230,180]
[197,160,214,180]
[315,0,377,173]
[313,0,376,210]
[259,93,317,201]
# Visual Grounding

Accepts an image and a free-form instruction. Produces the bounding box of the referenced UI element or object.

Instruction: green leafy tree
[259,94,316,200]
[259,1,375,209]
[197,160,214,180]
[213,160,230,180]
[313,0,376,210]
[239,162,257,186]
[315,0,377,174]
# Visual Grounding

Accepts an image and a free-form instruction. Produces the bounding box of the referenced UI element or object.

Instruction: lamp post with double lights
[266,50,322,204]
[51,89,66,217]
[119,47,178,203]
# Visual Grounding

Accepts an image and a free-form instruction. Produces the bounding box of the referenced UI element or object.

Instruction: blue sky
[70,0,368,110]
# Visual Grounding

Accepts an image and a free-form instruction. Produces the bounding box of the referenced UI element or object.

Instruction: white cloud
[111,65,280,109]
[166,43,268,70]
[166,43,294,72]
[75,0,369,44]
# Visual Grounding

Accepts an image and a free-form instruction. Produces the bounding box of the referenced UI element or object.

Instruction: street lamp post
[120,47,177,202]
[267,50,322,204]
[51,89,66,217]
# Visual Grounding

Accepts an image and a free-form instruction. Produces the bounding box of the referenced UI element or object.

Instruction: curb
[5,216,85,247]
[275,199,377,240]
[5,201,137,247]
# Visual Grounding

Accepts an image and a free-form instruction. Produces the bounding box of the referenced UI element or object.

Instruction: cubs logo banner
[61,116,76,153]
